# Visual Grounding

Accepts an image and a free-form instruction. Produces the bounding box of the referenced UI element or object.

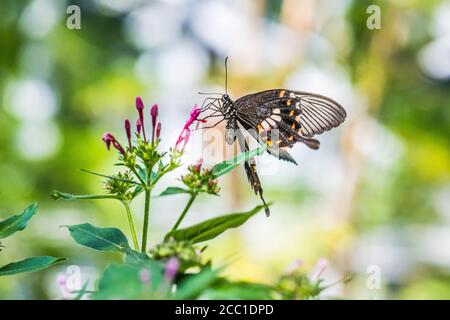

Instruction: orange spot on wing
[257,124,264,133]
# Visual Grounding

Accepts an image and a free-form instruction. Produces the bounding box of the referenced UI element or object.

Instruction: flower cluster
[150,239,206,273]
[101,97,162,168]
[274,259,326,299]
[181,159,220,195]
[104,171,136,200]
[274,258,351,300]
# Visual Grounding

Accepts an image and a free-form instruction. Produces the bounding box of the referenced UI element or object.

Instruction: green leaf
[159,187,191,197]
[132,185,144,198]
[136,165,146,181]
[164,204,266,243]
[174,267,220,300]
[212,146,266,177]
[0,203,38,239]
[51,191,117,201]
[81,169,140,185]
[124,249,152,265]
[63,223,130,253]
[92,260,165,299]
[151,171,159,183]
[0,256,66,276]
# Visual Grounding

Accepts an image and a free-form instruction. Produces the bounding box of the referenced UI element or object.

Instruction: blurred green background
[0,0,449,299]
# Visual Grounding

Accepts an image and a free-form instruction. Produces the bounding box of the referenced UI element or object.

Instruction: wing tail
[236,129,270,217]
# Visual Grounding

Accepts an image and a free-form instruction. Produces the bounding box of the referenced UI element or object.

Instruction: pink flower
[102,132,126,156]
[174,105,206,153]
[164,257,180,281]
[135,97,146,141]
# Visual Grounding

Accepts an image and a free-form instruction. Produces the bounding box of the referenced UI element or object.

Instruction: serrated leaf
[63,223,130,253]
[164,204,266,243]
[159,187,192,197]
[0,203,38,239]
[212,146,266,178]
[0,256,66,276]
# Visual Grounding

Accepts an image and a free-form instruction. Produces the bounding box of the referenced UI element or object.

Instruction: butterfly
[199,58,347,216]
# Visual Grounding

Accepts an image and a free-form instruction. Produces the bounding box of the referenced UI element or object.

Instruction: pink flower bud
[193,158,203,172]
[124,119,132,150]
[164,257,180,281]
[135,96,144,111]
[102,132,114,150]
[136,118,142,136]
[151,104,158,143]
[151,104,158,127]
[101,132,126,156]
[135,97,146,141]
[156,122,161,139]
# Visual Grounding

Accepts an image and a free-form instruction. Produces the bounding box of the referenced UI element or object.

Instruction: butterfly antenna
[224,56,229,94]
[198,92,222,95]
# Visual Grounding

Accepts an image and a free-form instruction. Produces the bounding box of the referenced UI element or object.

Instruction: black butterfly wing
[234,89,346,162]
[235,126,270,217]
[238,118,298,164]
[291,91,347,137]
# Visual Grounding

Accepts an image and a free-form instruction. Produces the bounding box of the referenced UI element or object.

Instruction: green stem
[171,194,196,232]
[141,187,151,252]
[122,201,139,251]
